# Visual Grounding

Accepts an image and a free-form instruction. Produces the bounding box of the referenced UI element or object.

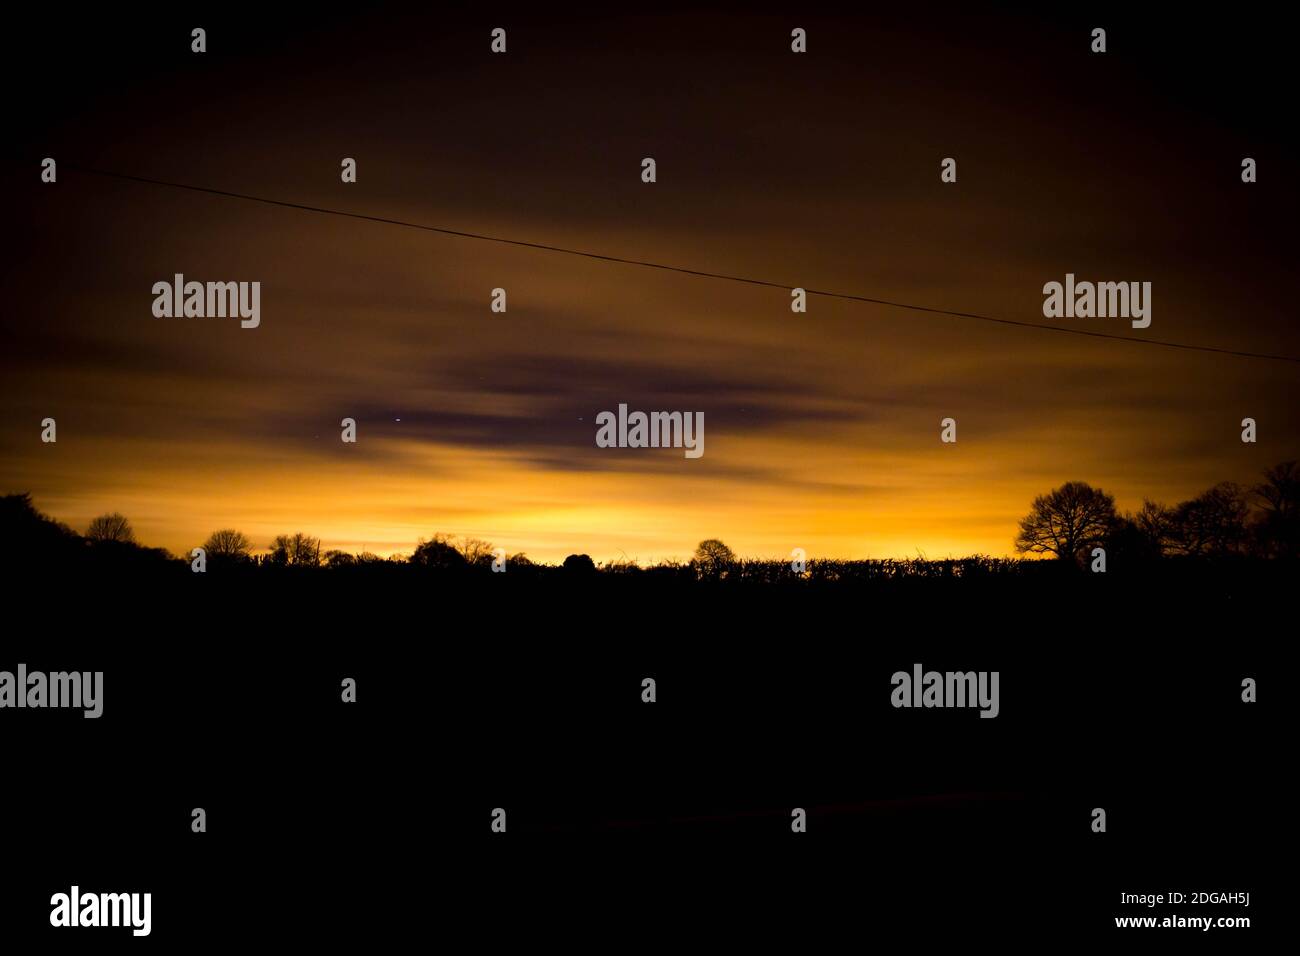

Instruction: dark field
[3,557,1276,944]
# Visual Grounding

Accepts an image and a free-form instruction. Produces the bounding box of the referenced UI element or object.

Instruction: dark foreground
[0,563,1278,946]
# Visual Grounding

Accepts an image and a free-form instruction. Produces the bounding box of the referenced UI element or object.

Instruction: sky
[3,7,1297,563]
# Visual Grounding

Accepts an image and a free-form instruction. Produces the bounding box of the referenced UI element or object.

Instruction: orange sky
[4,11,1297,562]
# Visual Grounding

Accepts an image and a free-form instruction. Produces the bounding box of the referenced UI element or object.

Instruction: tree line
[1,460,1295,577]
[1014,461,1298,564]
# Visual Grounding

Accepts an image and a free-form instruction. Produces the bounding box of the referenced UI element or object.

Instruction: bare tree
[86,512,135,544]
[268,535,290,565]
[1015,482,1116,562]
[1131,500,1175,555]
[1253,460,1299,558]
[269,532,322,566]
[693,538,735,579]
[202,528,252,560]
[459,537,496,567]
[1168,483,1249,557]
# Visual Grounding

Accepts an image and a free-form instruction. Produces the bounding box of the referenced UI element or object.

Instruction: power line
[67,164,1300,365]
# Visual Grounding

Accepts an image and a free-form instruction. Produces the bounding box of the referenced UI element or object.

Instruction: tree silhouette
[410,534,468,570]
[459,537,496,568]
[1168,482,1249,557]
[203,528,252,560]
[269,532,321,566]
[1130,500,1175,555]
[693,538,735,579]
[563,553,596,574]
[1015,482,1116,562]
[1,493,81,567]
[86,512,135,544]
[1253,460,1299,558]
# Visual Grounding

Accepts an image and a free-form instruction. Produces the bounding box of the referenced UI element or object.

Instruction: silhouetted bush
[563,554,596,574]
[411,535,468,570]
